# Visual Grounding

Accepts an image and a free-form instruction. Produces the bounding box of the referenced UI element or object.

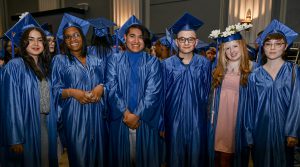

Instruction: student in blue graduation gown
[245,19,300,167]
[0,13,58,167]
[88,18,116,80]
[207,23,256,167]
[162,13,211,167]
[51,13,108,167]
[106,15,163,167]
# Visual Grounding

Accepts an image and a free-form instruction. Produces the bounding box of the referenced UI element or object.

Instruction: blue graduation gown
[244,62,300,167]
[208,62,259,167]
[51,54,108,167]
[106,51,163,167]
[0,58,58,167]
[162,54,211,167]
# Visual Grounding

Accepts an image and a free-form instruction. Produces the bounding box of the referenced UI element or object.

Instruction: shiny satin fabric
[51,54,108,167]
[208,62,259,167]
[244,62,300,167]
[0,58,58,167]
[162,54,211,167]
[106,51,163,167]
[88,46,115,83]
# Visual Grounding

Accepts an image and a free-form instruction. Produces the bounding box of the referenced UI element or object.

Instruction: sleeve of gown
[203,60,212,103]
[105,54,127,115]
[51,55,66,120]
[243,75,257,145]
[1,62,24,145]
[134,59,163,125]
[285,66,300,138]
[158,62,167,132]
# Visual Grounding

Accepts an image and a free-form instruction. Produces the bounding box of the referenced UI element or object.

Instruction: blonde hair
[212,39,251,88]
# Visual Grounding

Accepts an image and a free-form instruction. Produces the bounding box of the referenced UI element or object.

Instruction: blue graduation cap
[165,28,177,55]
[41,23,53,37]
[117,15,142,44]
[4,13,40,47]
[158,29,178,53]
[56,13,90,40]
[255,19,298,63]
[208,23,252,67]
[168,12,204,34]
[195,40,210,52]
[88,17,116,37]
[4,13,40,58]
[256,19,298,46]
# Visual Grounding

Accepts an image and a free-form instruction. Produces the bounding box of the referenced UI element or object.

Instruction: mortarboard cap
[159,29,178,51]
[117,15,142,43]
[88,17,116,37]
[255,19,298,64]
[256,19,298,46]
[41,23,53,37]
[4,13,40,47]
[195,40,210,52]
[56,13,90,40]
[168,12,203,34]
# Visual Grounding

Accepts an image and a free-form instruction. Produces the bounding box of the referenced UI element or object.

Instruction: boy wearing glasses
[161,13,211,167]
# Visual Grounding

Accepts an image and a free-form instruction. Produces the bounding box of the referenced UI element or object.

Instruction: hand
[160,131,165,138]
[90,85,104,103]
[287,137,298,147]
[0,59,4,66]
[71,89,93,104]
[123,109,140,129]
[10,144,24,154]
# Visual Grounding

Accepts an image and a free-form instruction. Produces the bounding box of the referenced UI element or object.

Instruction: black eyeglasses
[64,33,81,41]
[177,37,196,44]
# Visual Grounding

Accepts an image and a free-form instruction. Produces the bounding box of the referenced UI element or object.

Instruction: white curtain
[38,0,60,11]
[228,0,273,46]
[113,0,141,27]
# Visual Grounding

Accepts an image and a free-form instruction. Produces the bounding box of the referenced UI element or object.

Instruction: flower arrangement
[19,12,29,20]
[208,23,253,39]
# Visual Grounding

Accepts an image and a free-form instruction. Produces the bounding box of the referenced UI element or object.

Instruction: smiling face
[64,27,83,54]
[176,30,198,55]
[124,27,145,53]
[26,29,44,58]
[223,40,242,62]
[47,36,55,53]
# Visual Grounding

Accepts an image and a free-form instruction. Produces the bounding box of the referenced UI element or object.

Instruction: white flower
[222,30,235,37]
[208,29,221,39]
[19,12,29,20]
[209,22,252,39]
[235,23,244,31]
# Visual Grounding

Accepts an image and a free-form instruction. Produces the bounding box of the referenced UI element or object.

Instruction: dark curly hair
[20,27,51,81]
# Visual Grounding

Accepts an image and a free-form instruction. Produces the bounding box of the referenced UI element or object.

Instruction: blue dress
[244,62,300,167]
[106,51,163,167]
[208,62,259,167]
[162,54,211,167]
[51,54,108,167]
[0,58,58,167]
